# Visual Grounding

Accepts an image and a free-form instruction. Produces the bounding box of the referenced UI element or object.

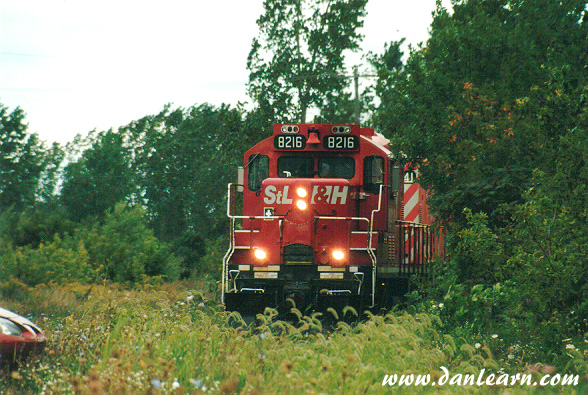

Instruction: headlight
[332,249,345,261]
[0,317,22,337]
[296,200,308,210]
[254,248,267,260]
[296,187,307,198]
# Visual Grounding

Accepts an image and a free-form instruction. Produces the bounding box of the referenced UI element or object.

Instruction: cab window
[318,157,355,179]
[363,156,384,194]
[248,154,269,191]
[278,156,314,178]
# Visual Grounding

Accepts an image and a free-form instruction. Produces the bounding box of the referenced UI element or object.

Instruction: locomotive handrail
[394,220,442,274]
[222,183,241,303]
[396,220,431,227]
[314,215,371,223]
[368,183,385,307]
[222,182,290,302]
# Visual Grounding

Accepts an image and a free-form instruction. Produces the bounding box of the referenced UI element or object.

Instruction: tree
[36,142,65,208]
[247,0,368,123]
[81,203,180,284]
[124,104,245,239]
[372,0,588,227]
[0,103,53,213]
[0,207,74,249]
[379,0,588,355]
[61,130,135,221]
[368,40,405,133]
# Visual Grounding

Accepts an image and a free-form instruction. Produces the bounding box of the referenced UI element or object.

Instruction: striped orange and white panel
[403,183,420,223]
[403,168,420,224]
[402,169,419,264]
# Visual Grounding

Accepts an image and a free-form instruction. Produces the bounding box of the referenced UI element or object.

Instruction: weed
[1,283,586,394]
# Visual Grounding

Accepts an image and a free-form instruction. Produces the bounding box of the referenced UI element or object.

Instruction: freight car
[221,124,443,315]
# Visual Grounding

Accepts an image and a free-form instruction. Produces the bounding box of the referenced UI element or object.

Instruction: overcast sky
[1,0,451,144]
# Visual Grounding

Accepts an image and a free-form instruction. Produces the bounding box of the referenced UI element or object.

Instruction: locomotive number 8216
[323,135,358,150]
[274,134,306,150]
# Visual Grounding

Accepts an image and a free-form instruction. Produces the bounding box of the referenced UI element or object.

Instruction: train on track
[222,124,443,316]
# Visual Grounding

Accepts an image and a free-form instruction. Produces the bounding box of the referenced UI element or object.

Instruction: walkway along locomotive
[222,124,443,315]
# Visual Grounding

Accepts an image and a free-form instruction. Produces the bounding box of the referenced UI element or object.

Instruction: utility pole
[351,66,376,124]
[311,67,376,124]
[353,66,360,124]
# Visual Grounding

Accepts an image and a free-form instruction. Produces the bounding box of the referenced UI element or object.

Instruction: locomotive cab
[222,124,440,316]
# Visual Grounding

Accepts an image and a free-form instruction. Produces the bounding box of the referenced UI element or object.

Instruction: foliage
[367,0,588,361]
[0,204,180,287]
[61,130,136,221]
[247,0,368,123]
[373,0,588,227]
[35,141,65,209]
[197,236,228,279]
[426,131,588,359]
[7,283,585,394]
[448,208,505,285]
[0,103,62,213]
[171,230,206,279]
[2,101,251,284]
[3,237,94,287]
[73,203,180,284]
[122,103,245,243]
[425,209,509,335]
[505,125,588,343]
[0,207,74,249]
[0,208,92,287]
[368,39,405,133]
[423,83,543,226]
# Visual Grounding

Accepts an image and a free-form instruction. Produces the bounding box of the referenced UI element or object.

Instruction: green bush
[74,203,181,284]
[14,236,94,285]
[424,125,588,362]
[450,208,506,285]
[197,236,227,279]
[0,203,180,288]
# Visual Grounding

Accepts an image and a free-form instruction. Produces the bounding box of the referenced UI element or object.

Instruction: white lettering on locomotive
[330,186,348,204]
[311,185,348,205]
[263,185,293,204]
[263,185,348,205]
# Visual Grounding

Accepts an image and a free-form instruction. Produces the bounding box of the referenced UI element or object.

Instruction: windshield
[318,157,355,179]
[278,156,315,178]
[278,156,354,179]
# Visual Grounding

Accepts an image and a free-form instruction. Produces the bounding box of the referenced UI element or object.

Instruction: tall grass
[1,282,586,394]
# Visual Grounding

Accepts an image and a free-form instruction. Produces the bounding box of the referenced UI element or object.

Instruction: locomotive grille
[283,244,313,265]
[386,233,395,263]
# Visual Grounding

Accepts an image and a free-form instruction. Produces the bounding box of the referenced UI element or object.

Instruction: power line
[0,81,248,93]
[0,51,71,58]
[275,66,378,123]
[316,67,378,124]
[351,66,377,124]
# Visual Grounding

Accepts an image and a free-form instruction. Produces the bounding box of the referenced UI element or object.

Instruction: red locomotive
[222,124,442,315]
